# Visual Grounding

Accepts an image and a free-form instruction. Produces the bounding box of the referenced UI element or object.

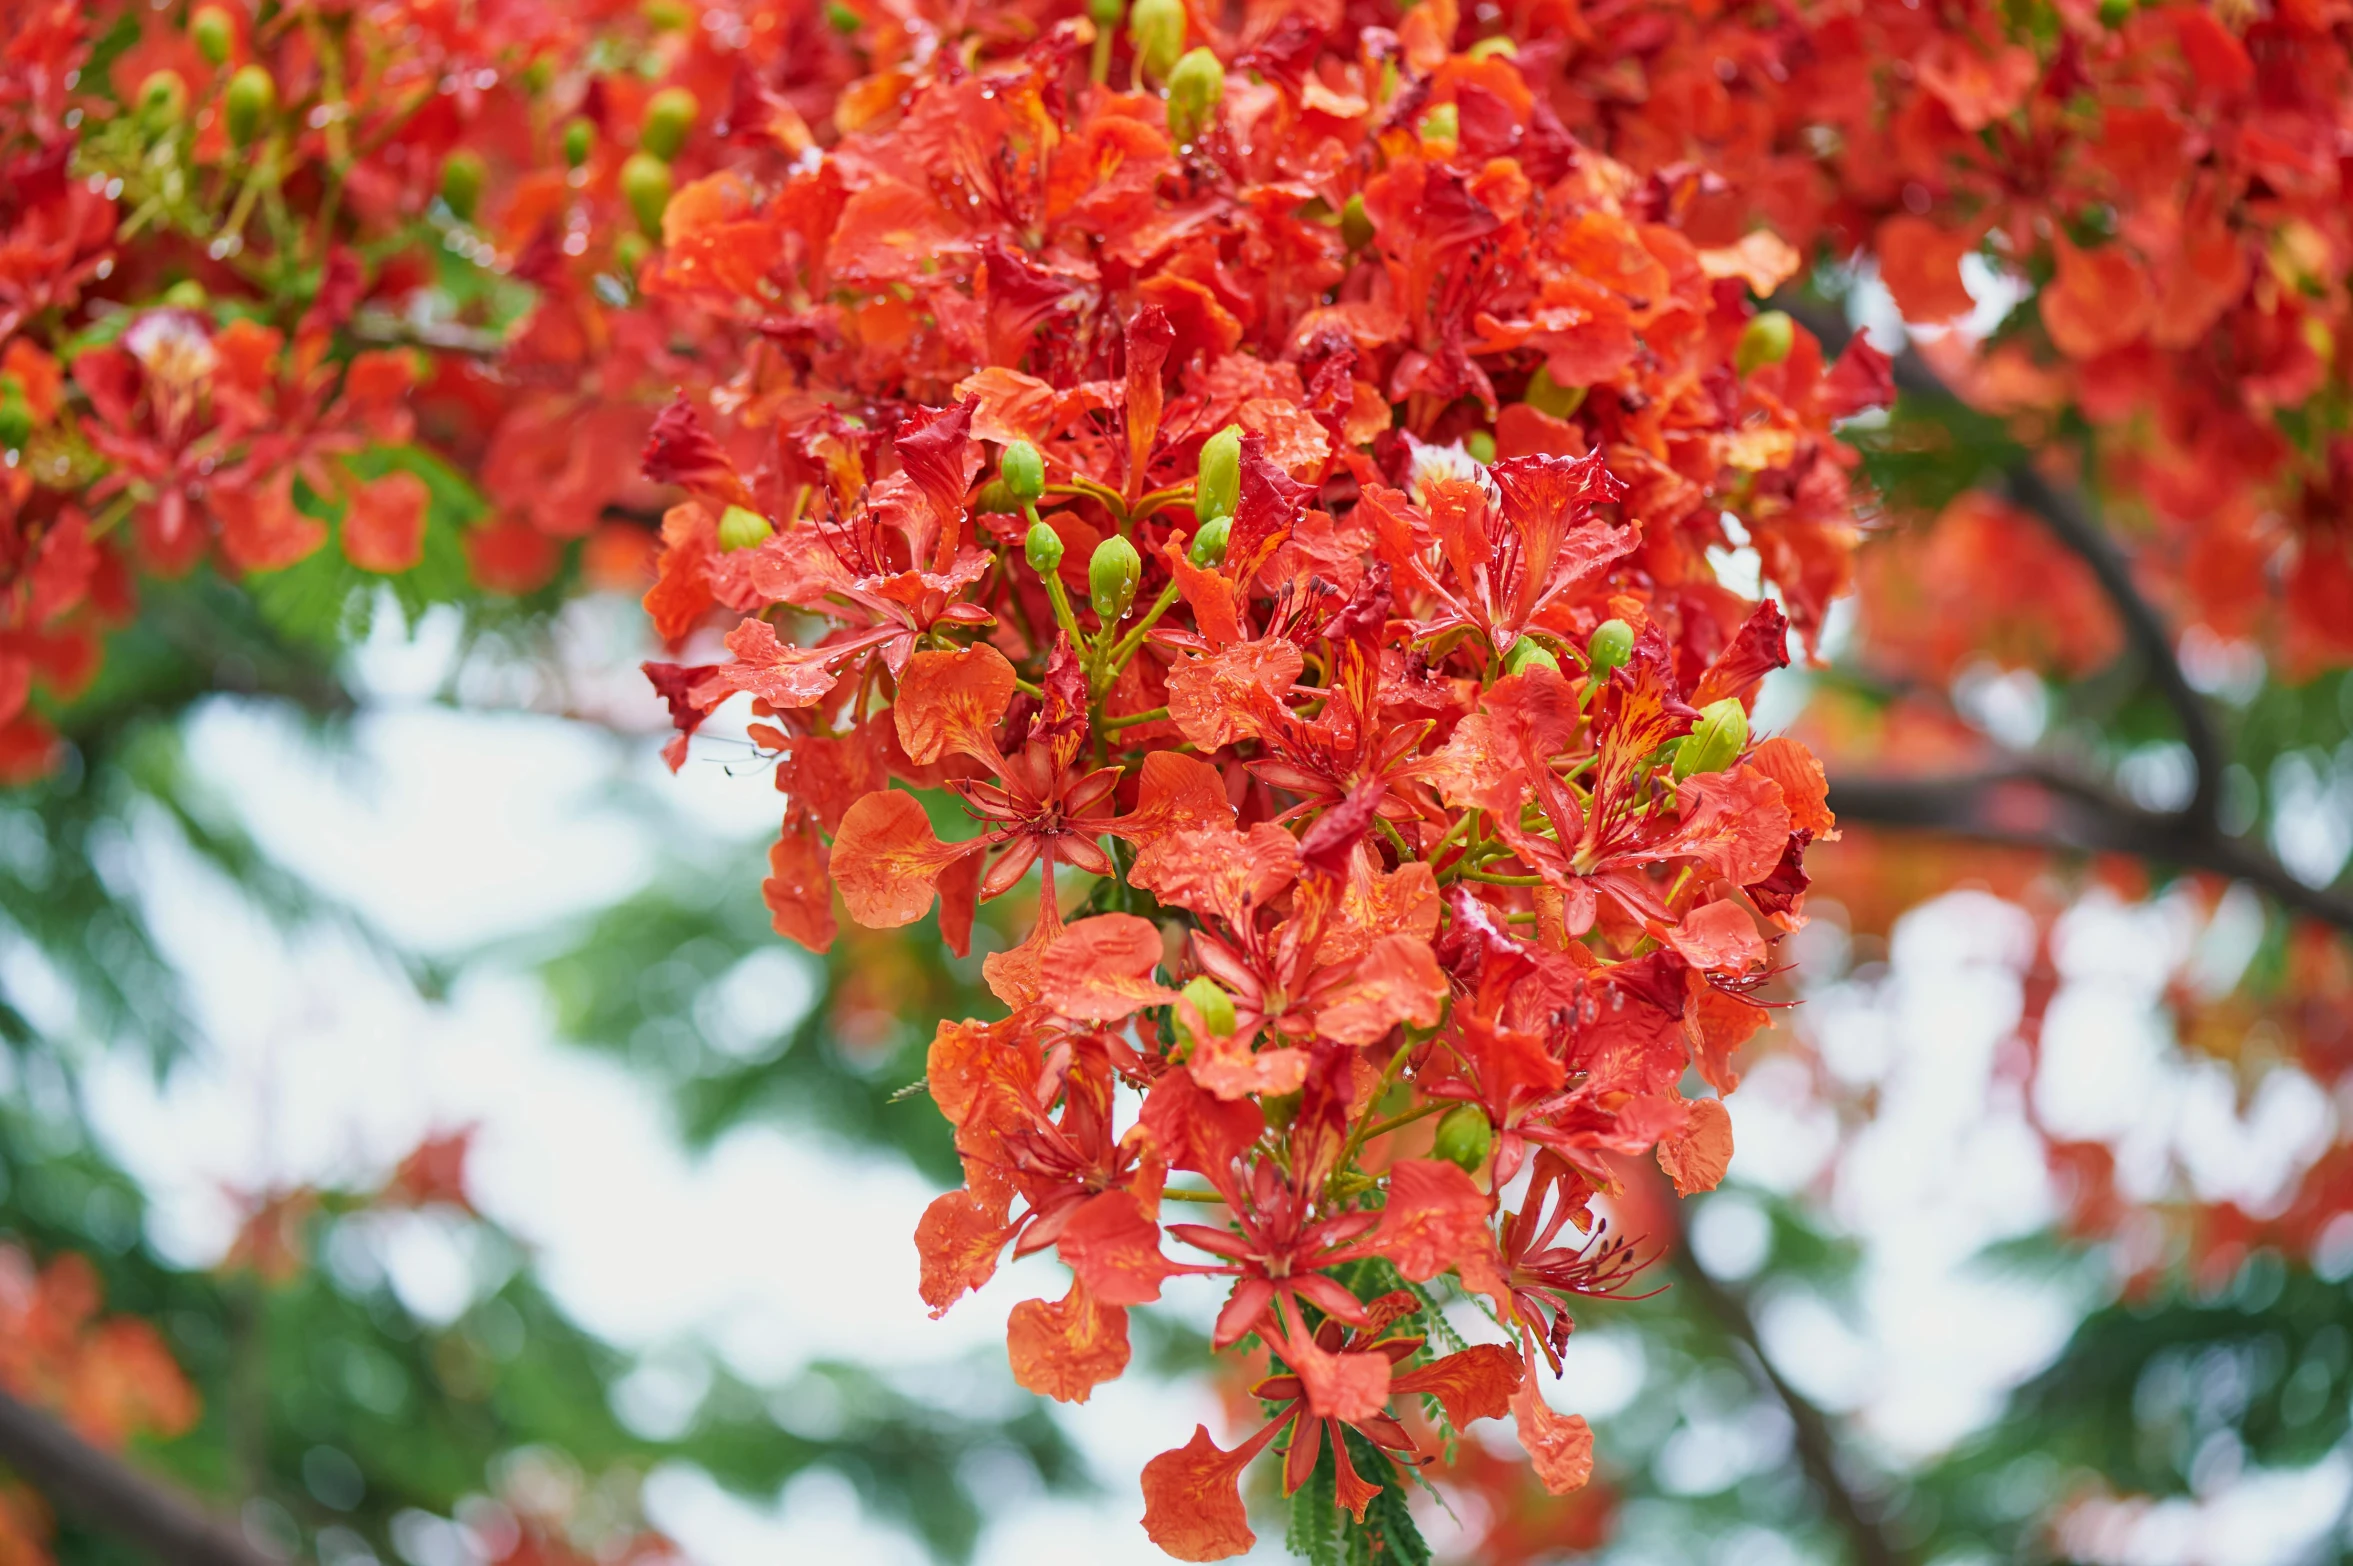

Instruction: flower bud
[1129,0,1184,82]
[614,231,651,278]
[2098,0,2134,24]
[973,479,1019,515]
[1089,533,1142,620]
[1524,365,1586,419]
[1262,1090,1302,1131]
[440,151,485,223]
[717,504,772,553]
[1418,102,1458,150]
[224,64,275,148]
[1166,47,1223,146]
[191,5,235,66]
[1000,439,1045,503]
[642,0,691,29]
[1467,36,1518,59]
[1195,423,1241,524]
[563,118,595,169]
[162,280,207,309]
[1024,519,1065,574]
[1087,0,1122,23]
[1504,637,1558,675]
[1188,513,1230,567]
[1674,697,1749,779]
[1340,192,1374,251]
[1464,429,1495,465]
[0,380,33,451]
[620,151,674,236]
[139,70,188,127]
[641,87,698,161]
[1432,1103,1494,1174]
[1735,310,1795,377]
[827,1,864,31]
[1587,618,1633,675]
[1180,976,1236,1038]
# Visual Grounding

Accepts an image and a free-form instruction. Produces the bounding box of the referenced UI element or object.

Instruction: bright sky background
[53,545,2353,1566]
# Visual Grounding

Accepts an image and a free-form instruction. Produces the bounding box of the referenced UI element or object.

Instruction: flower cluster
[0,0,778,774]
[1566,0,2353,675]
[624,1,1876,1554]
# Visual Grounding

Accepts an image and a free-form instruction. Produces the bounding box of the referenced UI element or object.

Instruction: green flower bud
[138,70,188,127]
[614,230,651,278]
[191,5,235,67]
[1089,533,1142,621]
[440,150,485,223]
[1128,0,1184,82]
[1504,637,1558,675]
[1432,1103,1494,1174]
[973,478,1019,515]
[1261,1089,1302,1131]
[620,151,674,237]
[642,0,691,31]
[1466,36,1518,59]
[1587,617,1634,674]
[1340,192,1374,251]
[1674,697,1750,779]
[1524,365,1586,419]
[1188,513,1230,567]
[562,118,595,169]
[1180,975,1236,1038]
[827,1,864,31]
[1195,423,1241,524]
[1464,429,1496,465]
[1735,310,1795,377]
[1087,0,1122,24]
[161,279,208,309]
[1000,439,1045,503]
[224,64,276,148]
[1166,46,1223,146]
[1418,102,1458,147]
[2098,0,2134,25]
[717,504,772,553]
[1024,520,1065,574]
[0,381,33,452]
[641,87,698,161]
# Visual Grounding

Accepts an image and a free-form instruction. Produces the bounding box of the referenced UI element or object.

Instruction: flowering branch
[1785,301,2350,929]
[0,1389,270,1566]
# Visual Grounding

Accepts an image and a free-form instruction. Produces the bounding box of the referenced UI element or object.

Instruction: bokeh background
[11,280,2353,1566]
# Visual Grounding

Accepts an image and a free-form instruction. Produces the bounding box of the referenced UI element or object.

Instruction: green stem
[1044,477,1127,523]
[1161,1186,1225,1204]
[1103,578,1183,675]
[1131,482,1196,522]
[1356,1099,1449,1145]
[1459,866,1547,886]
[1329,1031,1426,1196]
[1103,705,1168,733]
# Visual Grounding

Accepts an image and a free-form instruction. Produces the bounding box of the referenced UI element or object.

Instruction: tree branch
[1664,1213,1908,1566]
[0,1389,274,1566]
[1783,298,2226,829]
[1826,767,2353,933]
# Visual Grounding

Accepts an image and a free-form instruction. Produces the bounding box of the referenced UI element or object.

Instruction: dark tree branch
[1772,297,2353,928]
[1665,1213,1908,1566]
[1827,768,2353,932]
[1783,298,2226,828]
[0,1389,274,1566]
